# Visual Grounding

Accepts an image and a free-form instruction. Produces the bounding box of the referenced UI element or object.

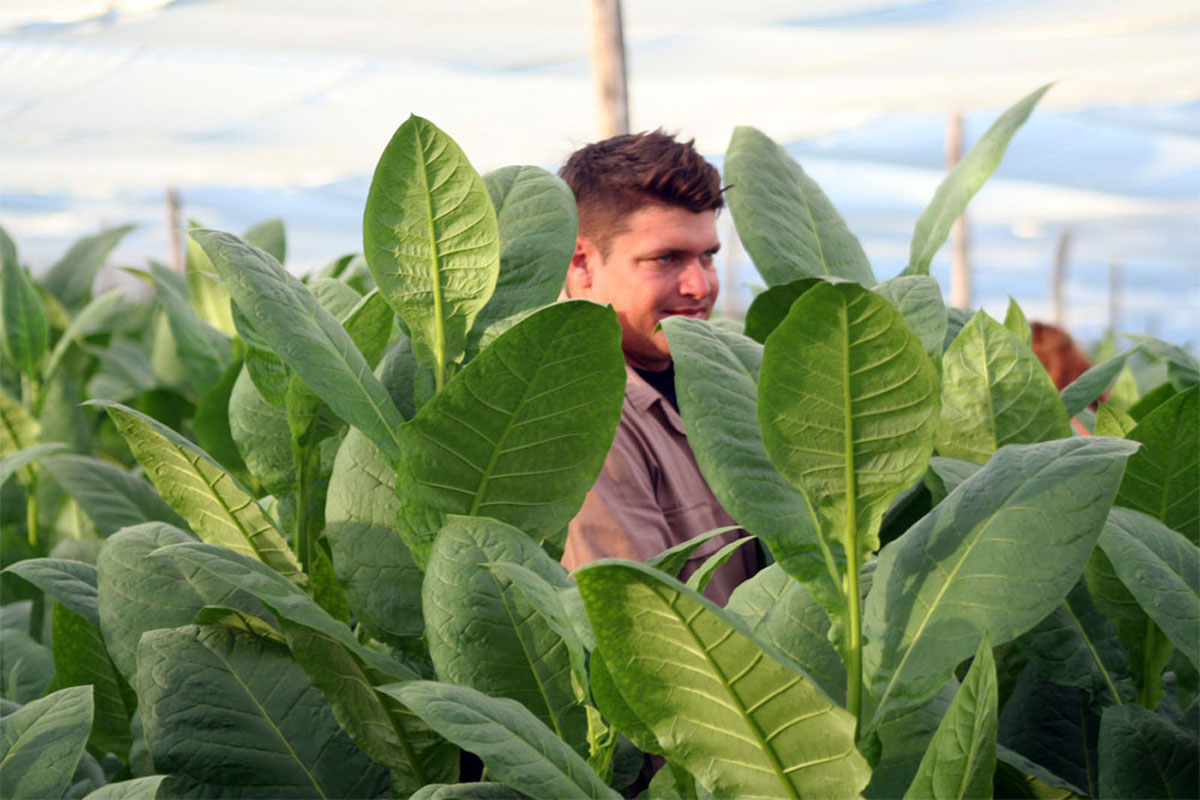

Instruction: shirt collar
[624,362,687,436]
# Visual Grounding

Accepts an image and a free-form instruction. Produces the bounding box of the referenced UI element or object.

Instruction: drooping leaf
[137,624,389,798]
[41,224,134,310]
[1060,345,1140,418]
[1115,384,1198,543]
[381,680,620,800]
[244,217,286,263]
[1099,703,1199,800]
[1097,507,1199,670]
[192,228,406,463]
[663,317,824,600]
[424,516,586,752]
[3,557,98,626]
[741,278,822,344]
[395,301,624,565]
[904,85,1050,276]
[1,242,48,378]
[577,560,871,799]
[94,401,303,582]
[474,165,577,340]
[759,281,939,614]
[1002,298,1031,347]
[725,564,846,704]
[0,685,93,800]
[149,261,230,394]
[1014,579,1132,703]
[1123,333,1200,390]
[864,437,1138,724]
[685,535,756,594]
[904,638,998,800]
[644,526,742,580]
[96,522,274,682]
[325,427,423,643]
[725,126,875,286]
[0,443,67,489]
[875,275,948,361]
[41,454,188,536]
[364,115,500,386]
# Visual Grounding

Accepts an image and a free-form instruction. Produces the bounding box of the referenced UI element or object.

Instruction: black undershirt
[634,363,679,413]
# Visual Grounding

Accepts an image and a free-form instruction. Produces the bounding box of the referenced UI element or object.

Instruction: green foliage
[0,685,94,800]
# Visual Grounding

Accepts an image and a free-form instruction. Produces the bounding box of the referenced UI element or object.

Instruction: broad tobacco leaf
[725,126,875,286]
[863,437,1138,724]
[873,275,947,361]
[395,301,625,566]
[759,281,939,614]
[0,685,93,800]
[364,115,499,385]
[0,235,48,379]
[937,311,1071,464]
[1115,384,1198,543]
[577,560,870,799]
[1098,704,1199,800]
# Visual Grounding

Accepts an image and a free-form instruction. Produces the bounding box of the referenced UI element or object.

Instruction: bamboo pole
[1051,228,1071,328]
[587,0,629,138]
[166,186,183,272]
[946,113,970,308]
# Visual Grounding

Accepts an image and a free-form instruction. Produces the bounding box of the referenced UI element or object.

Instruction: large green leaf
[1098,507,1199,671]
[863,437,1138,724]
[381,681,619,800]
[325,427,423,642]
[0,685,93,800]
[937,312,1072,463]
[663,317,825,603]
[873,275,947,361]
[95,401,302,582]
[1098,704,1198,799]
[137,624,389,798]
[191,228,406,463]
[725,564,845,704]
[903,639,997,800]
[903,85,1050,276]
[149,262,230,394]
[725,126,875,286]
[758,281,939,611]
[96,522,274,682]
[41,224,134,310]
[363,115,500,387]
[42,454,188,535]
[1014,579,1131,703]
[1,239,48,379]
[424,516,585,752]
[577,560,870,800]
[3,557,99,626]
[1115,384,1198,543]
[475,165,576,336]
[394,301,624,565]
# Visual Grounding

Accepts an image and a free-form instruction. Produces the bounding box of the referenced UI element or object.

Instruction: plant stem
[294,436,315,577]
[1137,620,1160,709]
[25,476,38,549]
[846,537,863,735]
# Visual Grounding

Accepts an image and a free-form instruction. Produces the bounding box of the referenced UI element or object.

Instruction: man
[559,130,756,604]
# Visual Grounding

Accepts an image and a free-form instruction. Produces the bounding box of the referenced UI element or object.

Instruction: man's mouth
[661,307,709,319]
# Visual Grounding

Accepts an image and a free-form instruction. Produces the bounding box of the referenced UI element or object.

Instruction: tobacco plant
[1,88,1197,800]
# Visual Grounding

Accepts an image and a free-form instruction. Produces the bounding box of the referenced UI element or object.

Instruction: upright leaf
[864,437,1138,723]
[903,638,998,800]
[382,681,619,800]
[185,230,238,338]
[725,126,875,286]
[1115,384,1198,543]
[904,85,1050,276]
[41,224,134,310]
[424,517,585,752]
[0,685,93,800]
[95,401,302,582]
[395,301,624,565]
[1097,507,1199,670]
[577,561,870,799]
[137,625,389,798]
[42,288,125,381]
[149,261,230,394]
[1098,704,1199,800]
[364,115,500,387]
[475,165,577,335]
[228,365,294,494]
[244,217,286,263]
[759,281,938,611]
[937,312,1071,463]
[192,228,406,463]
[1002,298,1031,347]
[42,454,188,535]
[1,239,48,378]
[663,318,825,603]
[874,275,948,361]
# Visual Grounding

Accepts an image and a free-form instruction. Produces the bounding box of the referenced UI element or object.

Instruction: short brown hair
[559,130,723,252]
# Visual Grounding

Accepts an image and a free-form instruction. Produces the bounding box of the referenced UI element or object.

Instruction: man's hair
[559,129,723,252]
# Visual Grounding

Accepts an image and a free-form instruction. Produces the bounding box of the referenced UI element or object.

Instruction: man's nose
[679,260,715,299]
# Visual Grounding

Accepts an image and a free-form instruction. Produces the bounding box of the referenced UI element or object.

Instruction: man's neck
[632,361,678,413]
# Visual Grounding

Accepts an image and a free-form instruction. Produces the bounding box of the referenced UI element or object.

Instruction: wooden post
[587,0,629,138]
[1051,228,1071,328]
[166,186,183,272]
[1108,259,1121,335]
[946,113,970,308]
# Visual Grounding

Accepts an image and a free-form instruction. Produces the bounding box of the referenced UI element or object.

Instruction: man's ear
[565,236,595,297]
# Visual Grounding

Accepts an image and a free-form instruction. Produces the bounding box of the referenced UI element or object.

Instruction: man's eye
[654,254,676,265]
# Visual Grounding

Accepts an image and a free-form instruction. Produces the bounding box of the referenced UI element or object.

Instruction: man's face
[572,203,720,371]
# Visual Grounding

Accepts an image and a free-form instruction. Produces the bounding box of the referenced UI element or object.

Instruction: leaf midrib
[414,122,447,386]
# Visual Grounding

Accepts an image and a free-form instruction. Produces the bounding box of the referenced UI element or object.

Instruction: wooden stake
[588,0,629,138]
[166,186,183,272]
[946,113,970,308]
[1051,228,1071,327]
[1108,259,1121,335]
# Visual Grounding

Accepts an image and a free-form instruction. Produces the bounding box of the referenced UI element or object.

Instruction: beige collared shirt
[563,363,756,604]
